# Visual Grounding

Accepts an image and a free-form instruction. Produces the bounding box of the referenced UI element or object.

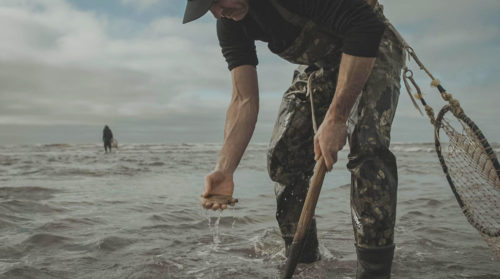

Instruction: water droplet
[231,206,236,229]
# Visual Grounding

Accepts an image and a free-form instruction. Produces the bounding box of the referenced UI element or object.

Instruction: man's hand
[202,170,237,210]
[313,118,347,171]
[313,53,375,170]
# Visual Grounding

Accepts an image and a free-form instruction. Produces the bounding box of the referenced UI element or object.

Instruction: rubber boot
[355,244,395,279]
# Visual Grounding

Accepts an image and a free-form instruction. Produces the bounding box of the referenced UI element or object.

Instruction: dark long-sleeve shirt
[217,0,385,70]
[103,127,113,142]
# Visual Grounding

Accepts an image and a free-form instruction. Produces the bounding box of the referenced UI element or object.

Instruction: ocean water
[0,143,499,279]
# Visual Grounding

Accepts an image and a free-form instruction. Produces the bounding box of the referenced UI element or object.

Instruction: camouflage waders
[265,1,405,268]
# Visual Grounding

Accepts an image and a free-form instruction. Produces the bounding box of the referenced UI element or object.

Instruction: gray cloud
[0,0,498,144]
[119,0,160,10]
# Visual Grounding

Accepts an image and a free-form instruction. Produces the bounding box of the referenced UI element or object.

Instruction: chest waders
[264,1,405,278]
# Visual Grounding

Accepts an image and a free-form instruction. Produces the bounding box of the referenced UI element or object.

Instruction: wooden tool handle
[283,156,328,279]
[293,156,327,242]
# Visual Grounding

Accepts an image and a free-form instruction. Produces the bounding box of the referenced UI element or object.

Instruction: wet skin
[201,0,251,211]
[202,170,238,210]
[202,65,258,211]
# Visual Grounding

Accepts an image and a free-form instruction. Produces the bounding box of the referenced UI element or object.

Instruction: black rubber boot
[355,244,395,279]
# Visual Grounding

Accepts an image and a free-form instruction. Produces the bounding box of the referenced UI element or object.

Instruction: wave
[0,186,60,201]
[1,265,67,279]
[94,236,135,252]
[42,143,72,148]
[36,217,106,233]
[36,216,107,232]
[0,218,18,230]
[0,142,498,153]
[18,233,72,252]
[0,200,65,215]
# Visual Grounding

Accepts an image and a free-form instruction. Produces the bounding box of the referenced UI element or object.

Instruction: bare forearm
[326,53,375,124]
[326,0,378,123]
[217,95,258,173]
[216,65,259,174]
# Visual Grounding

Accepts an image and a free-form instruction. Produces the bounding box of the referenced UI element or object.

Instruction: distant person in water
[103,125,114,153]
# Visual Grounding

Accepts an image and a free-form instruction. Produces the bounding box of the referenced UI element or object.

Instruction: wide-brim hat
[183,0,214,24]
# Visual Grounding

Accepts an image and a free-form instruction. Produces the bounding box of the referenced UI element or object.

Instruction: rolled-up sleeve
[217,19,258,71]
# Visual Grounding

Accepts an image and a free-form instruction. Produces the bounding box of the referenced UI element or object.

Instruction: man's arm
[202,65,259,210]
[216,65,259,174]
[313,0,380,168]
[314,53,376,170]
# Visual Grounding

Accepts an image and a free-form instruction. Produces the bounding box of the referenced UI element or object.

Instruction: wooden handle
[292,156,327,242]
[283,156,328,279]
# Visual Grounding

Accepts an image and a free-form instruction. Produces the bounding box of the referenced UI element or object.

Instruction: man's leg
[104,141,111,153]
[347,25,405,278]
[268,64,338,262]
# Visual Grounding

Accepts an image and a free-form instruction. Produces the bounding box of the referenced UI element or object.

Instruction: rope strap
[403,67,436,124]
[307,69,323,133]
[402,67,424,116]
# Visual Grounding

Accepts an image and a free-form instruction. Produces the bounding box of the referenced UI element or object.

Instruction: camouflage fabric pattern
[278,21,343,66]
[348,25,404,247]
[268,64,339,255]
[267,8,405,250]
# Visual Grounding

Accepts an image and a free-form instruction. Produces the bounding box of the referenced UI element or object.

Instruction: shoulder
[217,17,253,45]
[217,18,244,36]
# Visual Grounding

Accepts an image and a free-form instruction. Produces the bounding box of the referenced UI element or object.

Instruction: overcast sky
[0,0,499,144]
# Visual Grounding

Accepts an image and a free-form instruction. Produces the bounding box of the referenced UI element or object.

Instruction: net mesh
[440,115,500,259]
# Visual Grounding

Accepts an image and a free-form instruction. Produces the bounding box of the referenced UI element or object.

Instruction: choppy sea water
[0,142,499,279]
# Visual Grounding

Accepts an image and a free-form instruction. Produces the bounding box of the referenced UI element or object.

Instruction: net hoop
[434,105,500,237]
